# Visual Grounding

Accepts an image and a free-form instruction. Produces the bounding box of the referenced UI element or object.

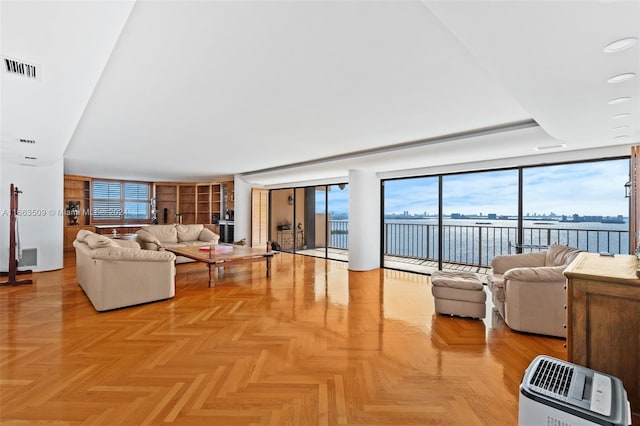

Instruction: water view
[381,217,629,268]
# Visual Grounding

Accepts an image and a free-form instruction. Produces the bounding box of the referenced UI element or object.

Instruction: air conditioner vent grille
[19,138,36,144]
[529,358,574,398]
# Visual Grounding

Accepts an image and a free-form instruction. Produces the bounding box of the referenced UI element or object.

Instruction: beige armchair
[487,244,581,338]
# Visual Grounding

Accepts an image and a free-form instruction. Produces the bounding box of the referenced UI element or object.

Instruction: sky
[383,158,629,217]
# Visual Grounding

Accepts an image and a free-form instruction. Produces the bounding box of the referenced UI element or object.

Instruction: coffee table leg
[266,256,271,277]
[208,264,214,287]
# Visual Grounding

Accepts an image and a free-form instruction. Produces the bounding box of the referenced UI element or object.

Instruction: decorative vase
[67,201,80,226]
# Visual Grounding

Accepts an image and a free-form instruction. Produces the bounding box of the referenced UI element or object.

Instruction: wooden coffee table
[165,245,274,287]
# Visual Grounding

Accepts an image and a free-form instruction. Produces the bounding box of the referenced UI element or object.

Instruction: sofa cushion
[90,246,176,262]
[430,270,483,291]
[176,224,203,242]
[183,240,213,247]
[146,225,178,243]
[161,242,188,249]
[545,244,581,267]
[85,233,119,249]
[503,265,567,282]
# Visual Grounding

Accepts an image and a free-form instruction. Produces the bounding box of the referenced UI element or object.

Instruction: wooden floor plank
[0,252,567,425]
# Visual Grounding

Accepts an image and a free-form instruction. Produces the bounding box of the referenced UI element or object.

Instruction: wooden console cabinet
[564,252,640,420]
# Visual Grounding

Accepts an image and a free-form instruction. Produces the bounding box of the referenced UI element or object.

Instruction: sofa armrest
[504,265,567,282]
[89,247,176,262]
[490,251,546,274]
[136,229,163,247]
[114,239,141,249]
[199,228,220,244]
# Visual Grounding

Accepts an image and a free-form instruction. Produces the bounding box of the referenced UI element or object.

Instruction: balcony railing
[328,220,630,269]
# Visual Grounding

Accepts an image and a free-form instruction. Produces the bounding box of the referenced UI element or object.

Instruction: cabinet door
[569,277,640,417]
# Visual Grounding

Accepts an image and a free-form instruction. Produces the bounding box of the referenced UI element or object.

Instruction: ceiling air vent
[19,138,36,144]
[3,56,41,80]
[534,144,566,151]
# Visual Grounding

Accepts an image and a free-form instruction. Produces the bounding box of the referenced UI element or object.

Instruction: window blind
[92,180,150,222]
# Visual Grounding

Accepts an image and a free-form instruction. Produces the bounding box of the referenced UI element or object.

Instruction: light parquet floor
[0,252,566,425]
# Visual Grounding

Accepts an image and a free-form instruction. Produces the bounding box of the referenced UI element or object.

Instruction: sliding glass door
[270,188,295,253]
[383,177,439,271]
[268,183,348,261]
[326,184,349,261]
[442,169,518,269]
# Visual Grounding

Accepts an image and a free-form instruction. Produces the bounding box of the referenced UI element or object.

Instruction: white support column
[348,169,380,271]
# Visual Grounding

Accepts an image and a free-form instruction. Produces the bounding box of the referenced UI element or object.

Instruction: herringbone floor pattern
[1,253,566,425]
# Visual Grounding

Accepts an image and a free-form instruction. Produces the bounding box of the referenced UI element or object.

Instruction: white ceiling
[1,1,638,186]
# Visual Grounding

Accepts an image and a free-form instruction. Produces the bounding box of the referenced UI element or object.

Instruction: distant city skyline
[384,159,629,218]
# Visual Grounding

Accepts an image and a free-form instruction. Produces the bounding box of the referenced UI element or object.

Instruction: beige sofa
[135,224,219,263]
[73,230,176,312]
[487,244,581,338]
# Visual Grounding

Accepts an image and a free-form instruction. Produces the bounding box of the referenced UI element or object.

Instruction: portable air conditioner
[519,355,631,426]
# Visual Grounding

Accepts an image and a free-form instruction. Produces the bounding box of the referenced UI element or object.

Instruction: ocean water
[329,218,630,267]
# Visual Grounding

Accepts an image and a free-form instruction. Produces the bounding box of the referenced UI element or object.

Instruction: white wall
[1,160,64,272]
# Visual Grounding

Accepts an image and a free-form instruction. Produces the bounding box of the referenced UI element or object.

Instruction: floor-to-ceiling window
[381,157,629,274]
[522,159,629,254]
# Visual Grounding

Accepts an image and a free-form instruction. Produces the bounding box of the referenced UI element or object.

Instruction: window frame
[91,179,152,224]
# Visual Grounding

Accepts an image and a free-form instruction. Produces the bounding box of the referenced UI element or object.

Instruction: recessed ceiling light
[608,73,636,83]
[612,125,631,131]
[608,96,631,104]
[534,144,566,151]
[612,113,631,119]
[603,37,638,53]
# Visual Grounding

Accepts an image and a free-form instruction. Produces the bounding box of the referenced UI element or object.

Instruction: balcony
[298,220,630,277]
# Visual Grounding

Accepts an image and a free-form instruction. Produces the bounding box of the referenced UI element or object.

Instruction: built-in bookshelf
[153,180,233,226]
[196,184,211,225]
[178,185,196,224]
[211,183,221,224]
[63,175,94,251]
[155,184,177,225]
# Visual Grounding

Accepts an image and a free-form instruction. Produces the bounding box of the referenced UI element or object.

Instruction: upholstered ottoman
[430,270,486,319]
